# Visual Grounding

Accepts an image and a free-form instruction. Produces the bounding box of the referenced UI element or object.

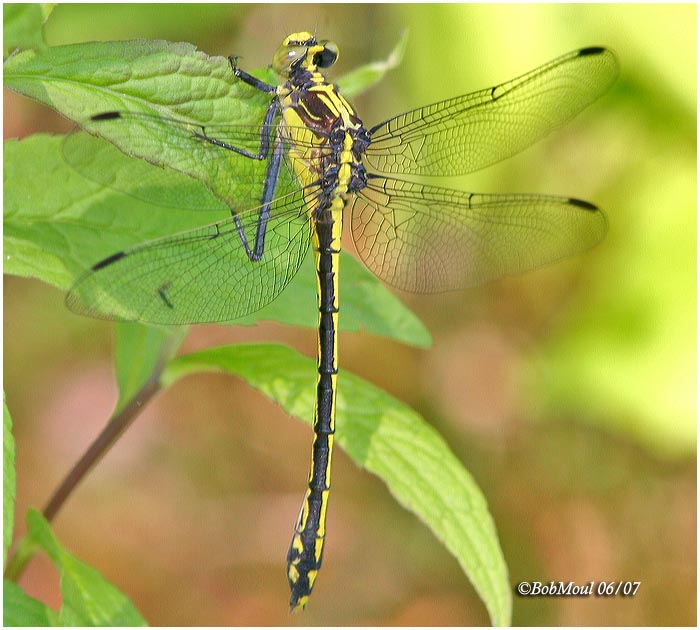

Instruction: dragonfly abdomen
[283,56,370,607]
[287,204,340,609]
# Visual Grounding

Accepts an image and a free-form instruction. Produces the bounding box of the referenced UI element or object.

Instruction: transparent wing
[350,176,607,293]
[64,111,333,211]
[365,47,618,177]
[66,184,319,324]
[62,130,229,212]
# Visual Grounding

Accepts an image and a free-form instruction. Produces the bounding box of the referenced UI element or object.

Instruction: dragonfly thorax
[321,126,369,197]
[277,38,369,205]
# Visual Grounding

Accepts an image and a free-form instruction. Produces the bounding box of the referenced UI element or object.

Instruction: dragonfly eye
[314,41,339,68]
[272,45,308,76]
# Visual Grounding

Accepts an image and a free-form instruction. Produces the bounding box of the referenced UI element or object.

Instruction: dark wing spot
[91,111,122,121]
[92,251,126,271]
[568,197,599,211]
[158,284,174,309]
[578,47,606,57]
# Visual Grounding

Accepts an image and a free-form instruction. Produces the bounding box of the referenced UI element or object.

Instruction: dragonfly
[64,32,618,610]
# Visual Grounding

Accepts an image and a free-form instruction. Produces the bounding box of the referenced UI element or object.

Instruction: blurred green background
[4,3,695,626]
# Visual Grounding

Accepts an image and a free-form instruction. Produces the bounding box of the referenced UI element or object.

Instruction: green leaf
[337,30,408,98]
[3,4,53,56]
[4,39,259,123]
[3,396,16,568]
[4,38,429,346]
[25,510,147,626]
[3,134,227,290]
[3,579,58,627]
[4,40,272,208]
[114,323,187,415]
[162,343,511,626]
[4,134,430,348]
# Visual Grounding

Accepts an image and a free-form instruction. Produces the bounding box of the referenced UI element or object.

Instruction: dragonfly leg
[233,134,285,262]
[193,97,279,162]
[229,55,277,94]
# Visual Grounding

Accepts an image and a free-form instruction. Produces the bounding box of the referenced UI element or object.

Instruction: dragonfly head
[273,32,339,77]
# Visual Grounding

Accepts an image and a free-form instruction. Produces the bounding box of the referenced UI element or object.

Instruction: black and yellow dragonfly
[64,32,618,609]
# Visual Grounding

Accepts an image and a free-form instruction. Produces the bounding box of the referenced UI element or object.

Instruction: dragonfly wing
[66,186,314,324]
[350,176,607,293]
[62,130,229,212]
[67,111,329,211]
[365,47,618,177]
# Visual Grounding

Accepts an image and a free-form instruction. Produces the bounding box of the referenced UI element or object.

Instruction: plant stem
[4,368,163,581]
[43,375,162,521]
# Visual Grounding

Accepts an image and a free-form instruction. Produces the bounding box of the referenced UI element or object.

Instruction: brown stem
[4,365,163,581]
[42,374,162,521]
